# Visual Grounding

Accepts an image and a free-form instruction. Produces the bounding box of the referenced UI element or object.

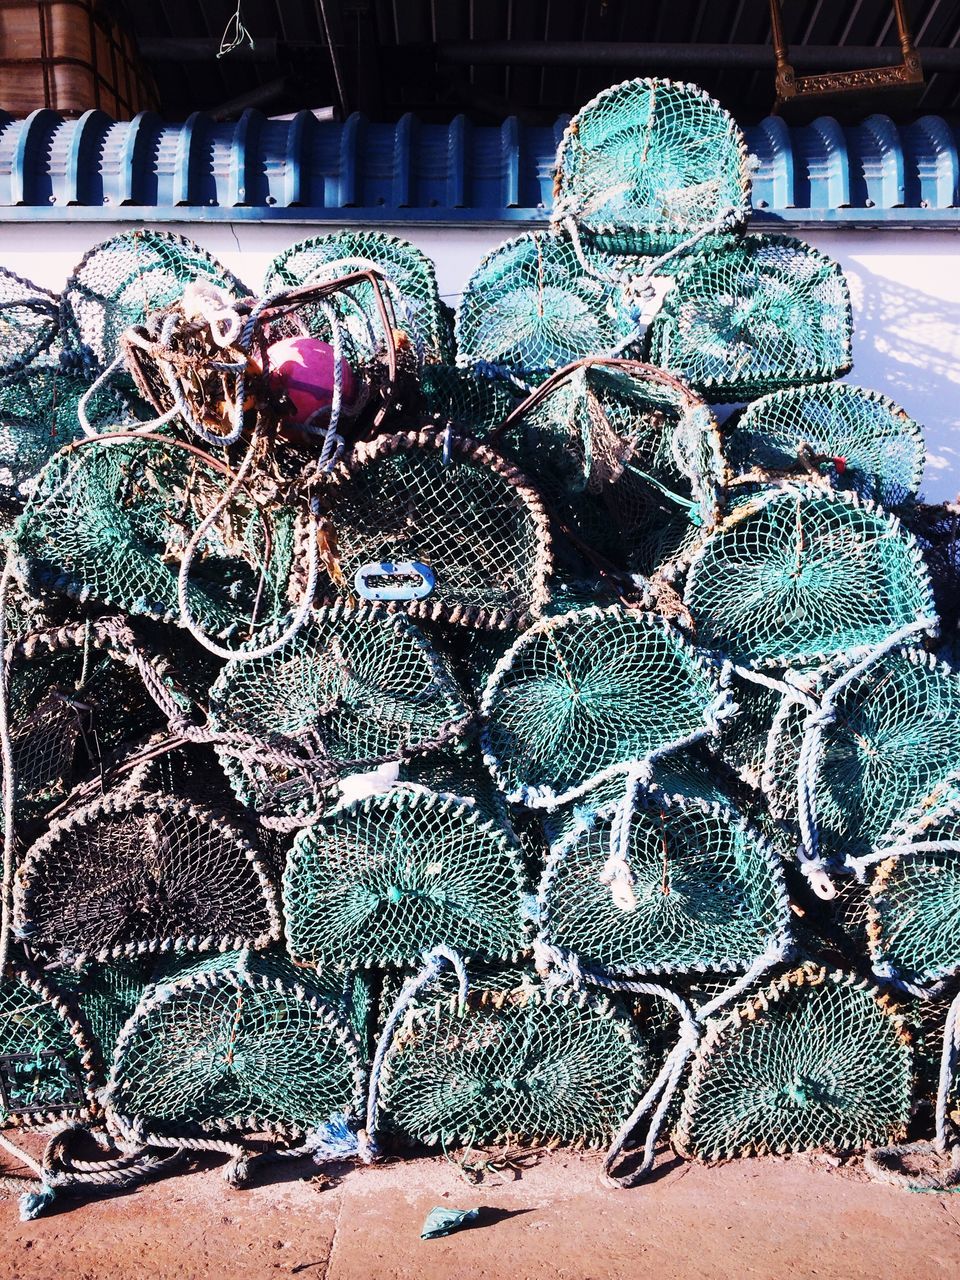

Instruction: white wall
[1,220,958,502]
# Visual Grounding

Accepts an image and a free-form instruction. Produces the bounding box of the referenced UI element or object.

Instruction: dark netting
[206,602,470,823]
[60,230,248,371]
[729,384,925,508]
[101,949,366,1140]
[538,773,790,976]
[12,435,301,636]
[14,789,282,963]
[264,231,451,364]
[56,959,156,1076]
[553,78,750,256]
[902,501,960,642]
[480,604,727,807]
[419,364,522,438]
[905,978,960,1107]
[284,782,528,970]
[683,486,936,668]
[316,427,553,629]
[376,983,650,1149]
[0,968,96,1126]
[675,967,912,1159]
[455,231,638,385]
[647,235,852,402]
[0,268,59,378]
[715,671,786,790]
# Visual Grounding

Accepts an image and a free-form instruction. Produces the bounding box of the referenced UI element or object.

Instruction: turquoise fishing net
[683,486,936,667]
[0,969,96,1125]
[455,231,638,385]
[418,364,521,438]
[647,235,852,402]
[57,959,155,1076]
[553,78,750,255]
[14,789,282,964]
[101,949,366,1139]
[284,782,528,970]
[675,967,912,1159]
[480,604,726,807]
[714,672,786,790]
[0,268,59,378]
[730,384,925,508]
[538,774,790,976]
[318,427,552,629]
[376,983,650,1148]
[207,603,470,823]
[264,230,451,364]
[60,230,248,371]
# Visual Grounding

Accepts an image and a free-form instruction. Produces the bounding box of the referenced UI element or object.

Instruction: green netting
[207,602,470,822]
[480,604,726,807]
[730,384,925,508]
[905,979,960,1107]
[868,802,960,988]
[715,671,786,789]
[553,78,750,256]
[0,969,96,1125]
[675,967,912,1159]
[12,436,300,636]
[419,364,521,438]
[376,984,649,1148]
[538,775,789,976]
[317,428,552,629]
[14,789,282,963]
[0,268,59,378]
[57,959,156,1073]
[264,231,451,364]
[763,649,960,866]
[647,235,852,402]
[101,949,366,1139]
[455,231,638,385]
[60,230,248,371]
[284,783,527,970]
[683,486,936,667]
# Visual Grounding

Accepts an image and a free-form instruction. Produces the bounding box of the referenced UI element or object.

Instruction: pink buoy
[266,336,358,427]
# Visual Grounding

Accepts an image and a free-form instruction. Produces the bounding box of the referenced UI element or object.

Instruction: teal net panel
[264,231,451,364]
[12,436,299,636]
[538,776,790,976]
[675,967,912,1159]
[455,231,637,385]
[647,235,852,402]
[683,486,936,668]
[284,783,528,970]
[729,384,925,509]
[101,950,366,1140]
[419,364,522,439]
[57,960,156,1077]
[207,603,470,823]
[14,790,282,963]
[480,604,727,807]
[0,268,59,378]
[60,230,248,371]
[318,428,552,629]
[553,78,751,256]
[376,984,649,1148]
[0,969,97,1126]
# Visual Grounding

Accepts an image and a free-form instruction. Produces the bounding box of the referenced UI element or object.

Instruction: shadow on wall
[841,259,960,504]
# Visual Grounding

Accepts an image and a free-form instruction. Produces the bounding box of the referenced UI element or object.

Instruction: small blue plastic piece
[354,560,436,601]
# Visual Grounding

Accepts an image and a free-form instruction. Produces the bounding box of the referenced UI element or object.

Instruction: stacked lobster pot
[0,77,955,1219]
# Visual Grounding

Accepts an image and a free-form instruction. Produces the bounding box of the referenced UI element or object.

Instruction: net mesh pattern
[419,365,521,438]
[102,951,366,1138]
[553,78,750,254]
[540,782,789,976]
[683,487,935,667]
[0,970,95,1125]
[377,986,649,1148]
[57,960,155,1073]
[0,268,59,378]
[455,231,638,383]
[12,437,299,634]
[207,603,470,822]
[284,785,527,969]
[730,384,925,508]
[264,231,451,364]
[318,429,552,628]
[480,604,724,806]
[14,790,282,963]
[715,673,785,789]
[61,230,248,371]
[675,968,912,1159]
[648,236,853,401]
